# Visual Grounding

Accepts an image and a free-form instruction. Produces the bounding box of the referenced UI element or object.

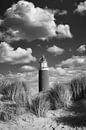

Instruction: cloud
[56,55,86,76]
[21,65,36,71]
[49,67,66,75]
[38,55,86,85]
[0,28,22,43]
[47,8,67,16]
[47,45,64,55]
[0,0,72,43]
[56,24,72,38]
[58,10,68,15]
[74,1,86,14]
[0,42,36,64]
[77,44,86,53]
[58,56,86,68]
[60,56,86,79]
[49,66,75,84]
[49,56,86,84]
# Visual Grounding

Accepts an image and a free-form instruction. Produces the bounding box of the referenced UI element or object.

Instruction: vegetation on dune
[27,84,72,117]
[0,77,29,106]
[0,77,31,121]
[0,75,86,121]
[69,76,86,101]
[27,76,86,117]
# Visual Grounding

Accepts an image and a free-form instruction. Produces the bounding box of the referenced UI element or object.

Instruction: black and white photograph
[0,0,86,129]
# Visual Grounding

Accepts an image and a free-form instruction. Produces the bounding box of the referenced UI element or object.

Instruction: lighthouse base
[39,69,49,92]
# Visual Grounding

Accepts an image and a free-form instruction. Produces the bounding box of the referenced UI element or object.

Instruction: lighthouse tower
[39,55,49,92]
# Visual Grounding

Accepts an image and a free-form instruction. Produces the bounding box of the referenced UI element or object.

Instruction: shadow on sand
[57,114,86,127]
[55,100,86,127]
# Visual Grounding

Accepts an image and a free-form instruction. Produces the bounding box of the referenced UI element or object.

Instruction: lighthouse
[39,55,49,92]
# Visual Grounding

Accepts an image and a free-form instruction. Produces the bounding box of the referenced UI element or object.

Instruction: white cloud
[0,42,36,64]
[55,55,86,80]
[59,56,86,68]
[75,1,86,14]
[0,28,22,43]
[49,67,66,75]
[4,0,57,41]
[58,10,68,15]
[21,65,36,71]
[47,45,64,55]
[49,66,75,85]
[49,55,86,84]
[56,67,66,74]
[49,56,86,84]
[0,0,72,43]
[57,24,72,38]
[77,44,86,53]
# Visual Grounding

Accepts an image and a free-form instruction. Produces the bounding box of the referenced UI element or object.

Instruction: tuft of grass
[0,77,31,121]
[27,83,72,117]
[0,77,29,107]
[69,76,86,101]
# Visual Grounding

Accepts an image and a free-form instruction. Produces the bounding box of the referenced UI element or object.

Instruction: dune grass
[0,77,29,106]
[27,83,72,117]
[0,75,86,121]
[27,76,86,117]
[69,76,86,101]
[0,77,30,121]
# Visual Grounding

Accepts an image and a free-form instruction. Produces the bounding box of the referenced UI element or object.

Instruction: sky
[0,0,86,85]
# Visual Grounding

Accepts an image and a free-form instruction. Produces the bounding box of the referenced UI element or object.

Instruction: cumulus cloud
[49,67,66,75]
[0,28,22,43]
[49,66,75,84]
[56,56,86,79]
[56,24,72,38]
[49,56,86,84]
[74,1,86,14]
[47,45,64,55]
[77,44,86,53]
[21,65,36,71]
[0,0,72,43]
[0,42,36,64]
[59,56,86,68]
[49,55,86,84]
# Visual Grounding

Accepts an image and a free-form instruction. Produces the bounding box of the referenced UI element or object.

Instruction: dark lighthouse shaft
[39,55,49,92]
